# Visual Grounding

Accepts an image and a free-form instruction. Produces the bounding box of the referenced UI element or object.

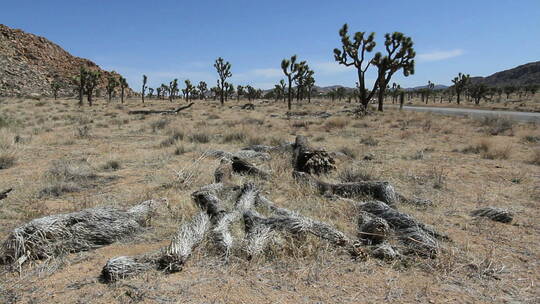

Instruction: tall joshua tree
[106,75,118,102]
[142,75,148,103]
[281,55,306,110]
[425,81,434,104]
[119,76,127,104]
[169,79,178,101]
[451,73,470,105]
[372,32,416,111]
[214,57,232,105]
[75,66,88,106]
[50,80,61,100]
[334,24,378,110]
[198,81,208,100]
[305,70,315,103]
[84,70,101,106]
[184,79,194,101]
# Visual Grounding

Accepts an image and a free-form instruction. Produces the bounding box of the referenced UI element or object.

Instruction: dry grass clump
[360,136,379,146]
[222,131,247,143]
[481,143,513,160]
[521,134,540,143]
[530,148,540,165]
[338,146,357,159]
[39,159,101,197]
[101,159,121,171]
[323,117,349,131]
[461,138,491,154]
[0,131,17,170]
[160,131,184,148]
[480,116,514,135]
[150,118,170,132]
[338,166,375,182]
[189,132,211,143]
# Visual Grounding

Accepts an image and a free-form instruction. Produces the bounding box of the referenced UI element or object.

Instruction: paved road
[391,105,540,122]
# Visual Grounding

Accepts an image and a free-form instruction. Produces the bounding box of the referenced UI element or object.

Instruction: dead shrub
[222,131,247,143]
[482,145,512,160]
[338,146,357,159]
[530,149,540,166]
[360,136,378,146]
[461,139,491,154]
[323,117,349,131]
[480,116,514,135]
[189,132,211,143]
[150,118,170,132]
[338,167,375,182]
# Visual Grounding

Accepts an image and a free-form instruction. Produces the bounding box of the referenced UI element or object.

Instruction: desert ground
[0,96,539,303]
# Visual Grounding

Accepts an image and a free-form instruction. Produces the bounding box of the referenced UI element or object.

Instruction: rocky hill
[0,24,131,97]
[471,61,540,87]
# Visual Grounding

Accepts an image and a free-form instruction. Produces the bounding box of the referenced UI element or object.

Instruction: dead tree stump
[293,135,336,175]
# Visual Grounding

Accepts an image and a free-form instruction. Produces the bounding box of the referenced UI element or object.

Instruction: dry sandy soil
[403,93,540,113]
[0,96,539,303]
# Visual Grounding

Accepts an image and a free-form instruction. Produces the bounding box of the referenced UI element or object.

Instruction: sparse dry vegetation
[0,97,538,304]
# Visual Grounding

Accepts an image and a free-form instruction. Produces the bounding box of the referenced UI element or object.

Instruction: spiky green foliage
[371,32,415,111]
[142,75,148,103]
[183,80,194,101]
[119,77,128,104]
[84,70,101,106]
[451,73,470,104]
[74,66,88,106]
[334,24,378,110]
[169,79,178,101]
[214,57,232,105]
[236,85,244,101]
[50,80,61,100]
[198,81,208,100]
[106,75,119,102]
[281,55,307,110]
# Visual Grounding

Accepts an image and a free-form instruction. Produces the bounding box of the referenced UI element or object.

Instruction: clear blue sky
[2,0,539,90]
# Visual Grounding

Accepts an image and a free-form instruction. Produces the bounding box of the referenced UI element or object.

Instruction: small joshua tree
[198,81,208,100]
[148,88,154,99]
[371,32,416,111]
[305,71,315,103]
[503,85,516,100]
[106,75,118,102]
[169,79,178,101]
[469,83,489,105]
[236,85,244,101]
[84,70,101,106]
[74,66,88,106]
[278,79,287,102]
[50,80,61,100]
[119,76,127,103]
[225,82,235,101]
[334,24,378,111]
[184,79,194,101]
[214,57,232,105]
[451,73,470,105]
[425,81,434,104]
[142,75,148,103]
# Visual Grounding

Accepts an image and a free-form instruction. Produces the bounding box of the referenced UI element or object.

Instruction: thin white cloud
[417,49,464,62]
[312,61,351,75]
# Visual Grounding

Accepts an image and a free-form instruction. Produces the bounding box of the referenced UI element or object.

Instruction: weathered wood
[293,171,398,206]
[241,103,255,110]
[471,206,513,223]
[292,135,335,175]
[231,157,270,179]
[0,188,12,201]
[128,102,194,115]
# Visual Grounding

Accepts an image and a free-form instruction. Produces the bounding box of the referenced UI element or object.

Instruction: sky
[1,0,539,90]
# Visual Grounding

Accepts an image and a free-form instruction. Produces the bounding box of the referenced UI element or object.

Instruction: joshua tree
[84,70,101,106]
[50,80,61,100]
[451,73,470,104]
[469,83,489,104]
[74,66,88,106]
[236,85,244,101]
[425,81,434,104]
[148,88,154,99]
[198,81,208,100]
[141,75,148,103]
[169,79,178,101]
[278,79,287,103]
[281,55,306,110]
[214,57,232,105]
[225,82,235,101]
[106,75,118,102]
[526,84,538,97]
[293,62,311,101]
[119,77,128,103]
[371,32,416,111]
[334,24,379,110]
[503,85,516,100]
[184,79,194,101]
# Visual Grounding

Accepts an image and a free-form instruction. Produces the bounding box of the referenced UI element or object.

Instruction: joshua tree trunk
[287,77,292,110]
[121,87,125,104]
[399,92,404,110]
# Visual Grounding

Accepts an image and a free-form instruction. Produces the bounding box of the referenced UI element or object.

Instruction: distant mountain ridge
[471,61,540,87]
[0,24,132,97]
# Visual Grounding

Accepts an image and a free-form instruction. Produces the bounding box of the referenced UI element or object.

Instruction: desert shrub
[482,145,512,160]
[522,134,540,143]
[0,153,16,169]
[338,146,357,159]
[427,166,448,189]
[102,160,121,171]
[292,121,309,129]
[247,136,265,146]
[39,159,99,197]
[222,131,247,143]
[189,132,211,143]
[75,125,91,138]
[360,136,379,146]
[323,117,349,130]
[530,149,540,166]
[0,115,17,129]
[338,167,375,182]
[461,139,491,154]
[150,118,170,132]
[480,116,514,135]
